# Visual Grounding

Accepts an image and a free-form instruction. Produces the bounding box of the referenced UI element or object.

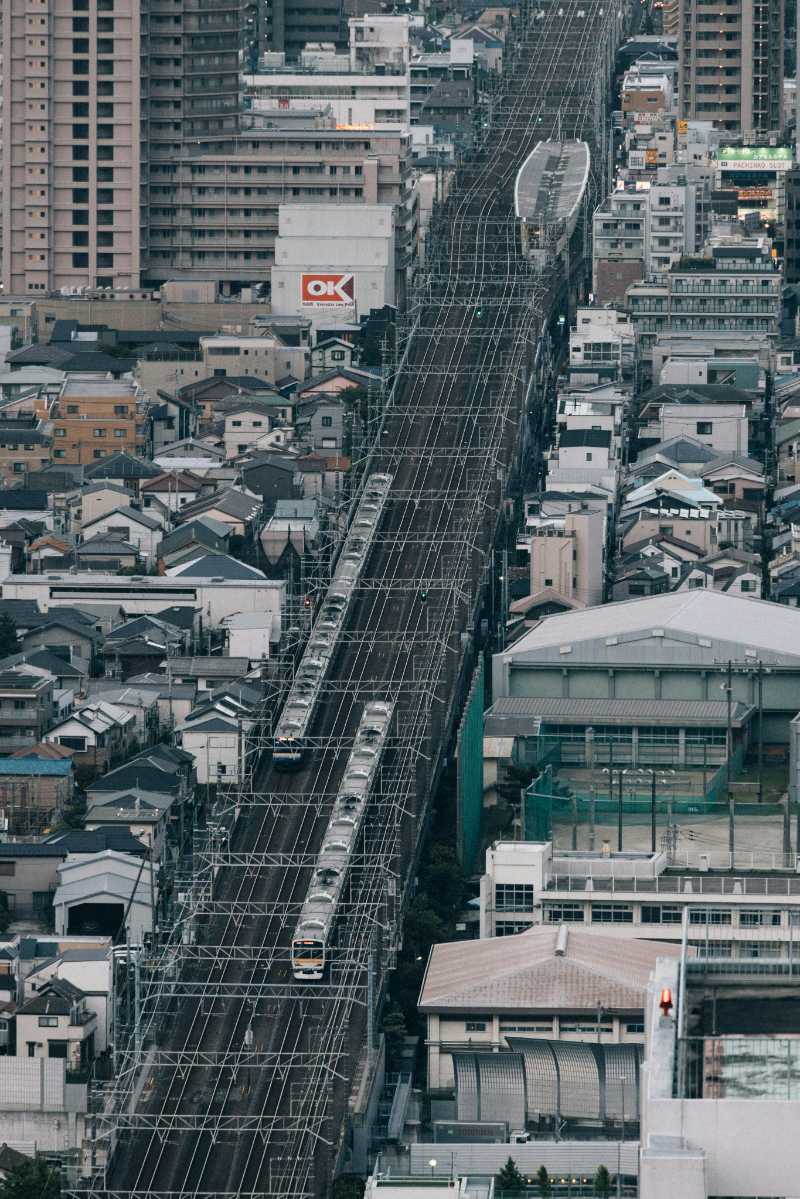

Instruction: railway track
[89,3,626,1196]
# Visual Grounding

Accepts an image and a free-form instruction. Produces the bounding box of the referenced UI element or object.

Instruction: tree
[593,1165,612,1199]
[0,614,20,659]
[535,1165,552,1199]
[381,1001,408,1068]
[331,1176,364,1199]
[495,1157,525,1194]
[0,1158,61,1199]
[403,894,446,959]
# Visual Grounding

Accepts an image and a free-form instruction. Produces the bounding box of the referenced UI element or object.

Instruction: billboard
[300,272,355,307]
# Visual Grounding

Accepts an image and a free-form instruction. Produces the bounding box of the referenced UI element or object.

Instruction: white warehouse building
[270,204,396,326]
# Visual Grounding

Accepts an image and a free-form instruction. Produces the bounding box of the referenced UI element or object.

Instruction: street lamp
[429,1158,437,1177]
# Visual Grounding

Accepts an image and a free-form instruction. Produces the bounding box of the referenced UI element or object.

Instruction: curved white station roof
[514,139,591,230]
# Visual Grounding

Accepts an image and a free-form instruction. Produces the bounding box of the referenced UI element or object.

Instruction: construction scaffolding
[69,3,630,1197]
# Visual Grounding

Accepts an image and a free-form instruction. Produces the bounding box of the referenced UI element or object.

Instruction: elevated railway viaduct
[87,3,629,1197]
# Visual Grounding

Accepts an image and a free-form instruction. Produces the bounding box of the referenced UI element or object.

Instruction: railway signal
[420,587,429,602]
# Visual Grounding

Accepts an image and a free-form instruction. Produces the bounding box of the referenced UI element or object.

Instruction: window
[72,189,89,203]
[331,350,345,361]
[465,1021,486,1032]
[93,429,106,438]
[97,146,114,161]
[739,909,781,927]
[72,167,89,182]
[689,908,731,925]
[114,429,126,438]
[625,1021,645,1033]
[38,1016,59,1028]
[72,253,88,268]
[321,416,333,428]
[494,883,534,912]
[495,920,534,935]
[96,189,114,205]
[543,903,584,922]
[72,102,89,117]
[231,420,242,428]
[696,421,713,435]
[113,405,128,416]
[591,904,633,923]
[72,232,88,247]
[54,429,66,439]
[0,863,15,878]
[641,905,682,924]
[72,123,89,140]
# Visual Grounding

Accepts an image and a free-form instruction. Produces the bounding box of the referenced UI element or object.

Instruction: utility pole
[650,768,657,854]
[725,659,734,858]
[617,766,624,853]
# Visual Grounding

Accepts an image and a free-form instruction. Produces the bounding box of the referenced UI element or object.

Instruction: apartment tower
[0,0,251,296]
[678,0,783,136]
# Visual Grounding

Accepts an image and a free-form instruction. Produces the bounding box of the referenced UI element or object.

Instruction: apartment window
[494,884,534,912]
[97,212,113,226]
[72,60,89,75]
[97,254,114,268]
[72,168,89,182]
[96,126,114,142]
[93,429,106,438]
[625,1021,645,1033]
[97,81,115,96]
[72,254,88,268]
[54,429,66,438]
[641,905,682,923]
[543,903,584,922]
[97,17,114,31]
[72,124,89,140]
[97,232,113,247]
[73,145,89,160]
[591,904,633,923]
[465,1021,486,1032]
[38,1017,59,1028]
[93,450,105,459]
[53,450,66,460]
[72,189,89,204]
[113,405,128,416]
[696,421,713,435]
[114,429,126,438]
[72,16,89,29]
[97,39,114,54]
[73,81,89,96]
[72,39,89,53]
[97,104,114,118]
[97,190,114,205]
[97,146,114,161]
[72,232,88,247]
[72,103,89,117]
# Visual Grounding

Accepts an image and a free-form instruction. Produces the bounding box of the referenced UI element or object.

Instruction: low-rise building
[419,925,681,1091]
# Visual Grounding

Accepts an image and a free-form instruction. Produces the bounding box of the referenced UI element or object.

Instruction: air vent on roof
[211,576,225,583]
[559,645,572,654]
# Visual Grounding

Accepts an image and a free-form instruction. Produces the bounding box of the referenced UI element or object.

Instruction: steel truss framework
[68,5,627,1198]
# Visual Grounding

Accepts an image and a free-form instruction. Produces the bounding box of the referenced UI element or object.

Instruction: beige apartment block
[678,0,783,135]
[1,0,141,296]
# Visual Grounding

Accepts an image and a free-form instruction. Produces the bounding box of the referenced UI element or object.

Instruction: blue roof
[0,758,72,777]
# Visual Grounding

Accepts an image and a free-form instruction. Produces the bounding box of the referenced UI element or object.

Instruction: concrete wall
[38,298,269,336]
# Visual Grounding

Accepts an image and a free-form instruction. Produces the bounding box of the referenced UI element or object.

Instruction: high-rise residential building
[262,0,346,62]
[1,0,142,295]
[678,0,783,136]
[0,0,251,297]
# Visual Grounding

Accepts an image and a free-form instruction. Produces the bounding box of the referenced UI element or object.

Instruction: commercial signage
[300,273,355,306]
[718,146,793,172]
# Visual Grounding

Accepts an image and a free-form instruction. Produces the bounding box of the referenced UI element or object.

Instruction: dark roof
[0,600,42,625]
[84,453,161,481]
[46,829,148,858]
[77,533,139,556]
[172,554,264,580]
[0,424,50,446]
[0,1145,32,1172]
[640,383,756,406]
[159,520,228,559]
[0,490,48,510]
[18,978,86,1016]
[25,468,84,491]
[154,605,198,631]
[0,843,66,858]
[558,428,612,448]
[89,763,181,795]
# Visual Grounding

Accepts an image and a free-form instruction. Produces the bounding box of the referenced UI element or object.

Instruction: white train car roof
[293,700,395,945]
[514,140,590,237]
